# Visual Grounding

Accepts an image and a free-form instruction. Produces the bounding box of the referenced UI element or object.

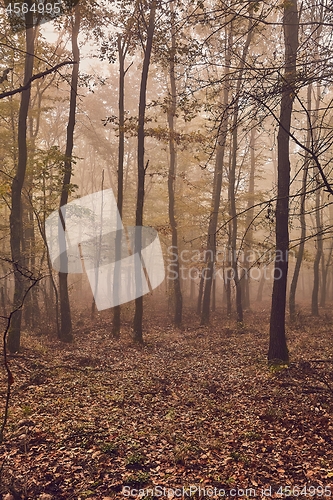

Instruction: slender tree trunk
[212,275,216,312]
[167,1,182,326]
[243,126,256,309]
[311,187,322,316]
[257,273,265,302]
[24,89,43,328]
[321,237,333,307]
[23,205,39,327]
[226,262,232,315]
[229,125,243,325]
[226,202,233,316]
[326,253,333,302]
[320,244,330,307]
[7,5,35,353]
[200,23,231,324]
[112,35,128,338]
[91,172,105,319]
[58,5,80,342]
[43,168,60,334]
[190,273,195,303]
[197,271,204,315]
[23,204,32,327]
[311,78,322,316]
[268,0,299,365]
[228,15,253,325]
[133,0,157,343]
[289,85,311,320]
[289,163,308,319]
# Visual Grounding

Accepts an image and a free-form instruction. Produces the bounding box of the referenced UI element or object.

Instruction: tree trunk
[321,236,333,307]
[200,23,231,324]
[289,163,308,319]
[229,14,253,325]
[212,274,216,312]
[225,263,232,316]
[289,84,311,320]
[268,0,298,365]
[229,122,243,325]
[197,271,204,315]
[112,34,128,338]
[320,244,330,307]
[311,78,322,316]
[327,257,333,301]
[24,86,44,328]
[257,273,265,302]
[7,4,35,353]
[167,0,182,326]
[311,186,322,316]
[58,5,80,342]
[243,126,256,309]
[190,273,195,303]
[133,0,157,343]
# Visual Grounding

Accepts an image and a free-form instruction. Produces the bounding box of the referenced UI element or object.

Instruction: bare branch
[0,60,76,100]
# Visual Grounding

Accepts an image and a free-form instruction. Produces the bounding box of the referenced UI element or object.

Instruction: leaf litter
[0,308,333,499]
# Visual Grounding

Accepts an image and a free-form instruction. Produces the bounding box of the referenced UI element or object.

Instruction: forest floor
[1,306,333,500]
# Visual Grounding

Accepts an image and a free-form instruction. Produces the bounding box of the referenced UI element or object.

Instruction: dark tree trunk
[24,89,43,328]
[7,4,34,353]
[228,14,253,325]
[212,274,216,312]
[311,78,323,316]
[58,5,80,342]
[268,0,298,365]
[289,161,307,319]
[112,34,128,338]
[201,23,230,324]
[311,187,322,316]
[133,0,157,343]
[243,126,256,309]
[229,123,243,325]
[23,204,32,327]
[225,265,232,316]
[320,247,328,307]
[326,250,333,302]
[229,129,243,325]
[197,271,204,315]
[167,0,182,326]
[321,242,332,307]
[289,85,310,320]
